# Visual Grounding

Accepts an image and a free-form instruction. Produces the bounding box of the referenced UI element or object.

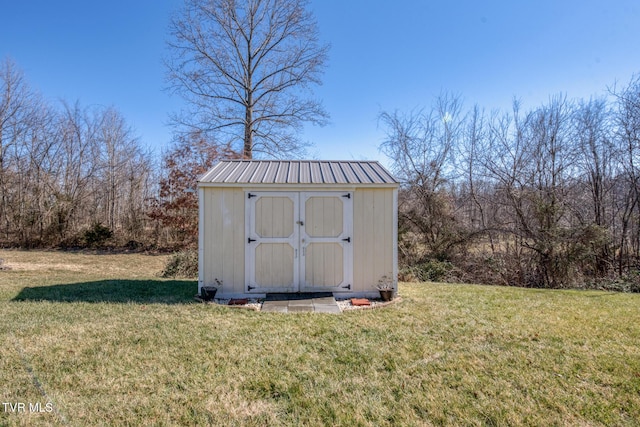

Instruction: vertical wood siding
[305,242,344,286]
[305,196,343,237]
[201,187,245,294]
[255,196,294,238]
[353,188,394,291]
[255,243,294,286]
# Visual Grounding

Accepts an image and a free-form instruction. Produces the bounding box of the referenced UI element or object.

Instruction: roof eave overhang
[197,181,399,189]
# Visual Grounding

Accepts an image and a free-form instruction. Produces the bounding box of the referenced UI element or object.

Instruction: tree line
[0,59,156,248]
[5,0,640,292]
[380,76,640,290]
[0,57,242,250]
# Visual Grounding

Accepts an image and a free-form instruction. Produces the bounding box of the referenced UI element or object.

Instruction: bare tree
[571,97,615,274]
[611,74,640,273]
[458,106,492,240]
[379,94,468,263]
[0,58,37,241]
[13,99,57,245]
[477,101,536,285]
[95,107,141,231]
[166,0,329,158]
[48,102,153,246]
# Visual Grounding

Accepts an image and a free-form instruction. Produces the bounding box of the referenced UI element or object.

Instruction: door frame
[245,191,299,293]
[299,191,353,292]
[245,190,353,293]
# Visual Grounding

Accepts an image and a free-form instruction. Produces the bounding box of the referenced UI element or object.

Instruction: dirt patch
[5,262,87,272]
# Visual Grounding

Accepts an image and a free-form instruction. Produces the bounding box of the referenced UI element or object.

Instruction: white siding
[353,188,395,292]
[200,187,245,295]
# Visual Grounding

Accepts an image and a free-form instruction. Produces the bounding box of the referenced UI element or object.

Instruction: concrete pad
[261,302,288,313]
[288,300,313,306]
[288,305,313,312]
[313,297,342,314]
[262,293,341,314]
[313,305,341,314]
[312,297,336,304]
[312,301,337,308]
[288,304,314,311]
[266,300,289,306]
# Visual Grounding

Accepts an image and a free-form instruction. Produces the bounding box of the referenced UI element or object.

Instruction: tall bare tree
[611,74,640,273]
[166,0,329,158]
[0,58,37,241]
[379,94,468,262]
[95,107,141,231]
[572,98,615,274]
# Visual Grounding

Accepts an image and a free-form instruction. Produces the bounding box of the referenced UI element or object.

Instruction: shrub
[83,223,113,248]
[124,240,144,251]
[161,250,198,278]
[400,259,457,282]
[581,273,640,293]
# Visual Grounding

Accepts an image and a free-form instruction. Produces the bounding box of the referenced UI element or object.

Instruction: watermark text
[3,402,54,413]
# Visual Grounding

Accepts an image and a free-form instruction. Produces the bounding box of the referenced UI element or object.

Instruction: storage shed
[198,160,399,298]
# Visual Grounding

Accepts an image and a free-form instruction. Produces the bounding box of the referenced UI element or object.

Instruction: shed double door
[246,191,352,293]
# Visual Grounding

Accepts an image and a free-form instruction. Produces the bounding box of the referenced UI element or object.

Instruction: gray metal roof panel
[299,161,311,184]
[350,162,368,183]
[263,161,278,183]
[198,160,398,185]
[361,161,384,184]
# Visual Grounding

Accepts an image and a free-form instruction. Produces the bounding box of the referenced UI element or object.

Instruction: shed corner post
[393,187,399,295]
[198,186,205,295]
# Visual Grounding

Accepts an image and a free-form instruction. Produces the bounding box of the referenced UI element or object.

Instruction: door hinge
[247,193,257,198]
[247,285,255,291]
[342,283,351,290]
[247,237,256,243]
[342,237,351,243]
[342,193,351,198]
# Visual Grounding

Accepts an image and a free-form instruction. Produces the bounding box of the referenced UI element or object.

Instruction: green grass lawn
[1,250,640,426]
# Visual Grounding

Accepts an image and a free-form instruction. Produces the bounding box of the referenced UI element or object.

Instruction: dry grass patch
[0,249,168,277]
[1,250,640,426]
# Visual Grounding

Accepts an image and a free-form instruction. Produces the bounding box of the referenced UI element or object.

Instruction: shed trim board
[198,187,205,289]
[198,160,398,298]
[198,182,397,189]
[392,187,399,286]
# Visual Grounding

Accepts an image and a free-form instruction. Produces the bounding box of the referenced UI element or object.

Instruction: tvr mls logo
[2,402,54,413]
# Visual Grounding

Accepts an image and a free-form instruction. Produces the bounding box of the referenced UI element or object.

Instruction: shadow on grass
[12,279,197,304]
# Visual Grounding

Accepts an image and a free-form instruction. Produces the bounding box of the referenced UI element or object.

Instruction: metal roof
[199,160,398,185]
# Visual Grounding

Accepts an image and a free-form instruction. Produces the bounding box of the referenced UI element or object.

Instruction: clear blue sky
[2,0,639,165]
